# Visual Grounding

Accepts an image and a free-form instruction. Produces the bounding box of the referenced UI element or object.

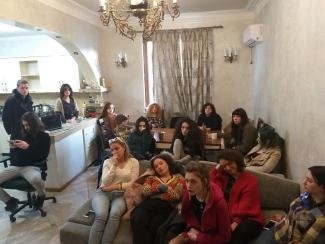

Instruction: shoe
[33,195,45,210]
[5,197,19,213]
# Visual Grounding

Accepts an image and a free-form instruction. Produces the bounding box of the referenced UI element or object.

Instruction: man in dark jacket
[3,80,33,139]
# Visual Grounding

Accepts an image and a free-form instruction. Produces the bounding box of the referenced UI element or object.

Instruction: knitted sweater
[142,174,185,202]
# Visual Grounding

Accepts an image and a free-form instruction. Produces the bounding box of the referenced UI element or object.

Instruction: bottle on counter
[82,101,87,117]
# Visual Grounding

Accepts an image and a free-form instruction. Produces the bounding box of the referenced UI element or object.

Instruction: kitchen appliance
[33,104,55,117]
[41,114,62,131]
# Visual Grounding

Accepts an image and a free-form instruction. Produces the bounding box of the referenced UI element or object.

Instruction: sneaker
[33,195,45,210]
[5,197,19,213]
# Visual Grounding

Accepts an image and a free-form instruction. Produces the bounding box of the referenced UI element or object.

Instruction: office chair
[0,159,56,222]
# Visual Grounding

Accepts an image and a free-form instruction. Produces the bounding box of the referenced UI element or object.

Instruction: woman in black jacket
[0,112,50,213]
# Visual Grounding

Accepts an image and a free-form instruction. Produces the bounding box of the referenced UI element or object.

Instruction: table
[151,128,224,150]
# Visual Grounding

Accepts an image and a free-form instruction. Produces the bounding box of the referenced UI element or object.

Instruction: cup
[211,133,218,140]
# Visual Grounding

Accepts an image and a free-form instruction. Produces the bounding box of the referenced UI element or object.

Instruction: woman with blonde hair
[146,103,164,128]
[89,137,139,244]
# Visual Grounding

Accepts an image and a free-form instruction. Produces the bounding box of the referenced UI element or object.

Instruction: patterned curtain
[152,28,213,124]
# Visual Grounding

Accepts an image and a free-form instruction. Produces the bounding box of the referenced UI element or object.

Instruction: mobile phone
[263,220,277,230]
[8,140,16,147]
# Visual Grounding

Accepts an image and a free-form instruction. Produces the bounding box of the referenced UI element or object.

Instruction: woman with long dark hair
[98,102,117,145]
[0,112,50,213]
[171,118,202,164]
[127,116,155,160]
[197,102,222,131]
[224,108,257,154]
[131,153,185,244]
[55,83,79,123]
[244,125,282,173]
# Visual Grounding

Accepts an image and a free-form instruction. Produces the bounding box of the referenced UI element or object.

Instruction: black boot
[5,197,19,213]
[33,195,45,210]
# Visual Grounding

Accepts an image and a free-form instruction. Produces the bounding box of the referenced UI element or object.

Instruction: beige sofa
[60,162,300,244]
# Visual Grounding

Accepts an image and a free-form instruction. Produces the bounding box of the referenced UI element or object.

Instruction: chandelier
[98,0,180,41]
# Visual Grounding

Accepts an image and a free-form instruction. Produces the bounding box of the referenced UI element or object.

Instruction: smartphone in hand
[8,140,16,149]
[263,220,277,230]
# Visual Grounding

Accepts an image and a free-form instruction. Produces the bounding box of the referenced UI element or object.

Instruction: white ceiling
[74,0,252,13]
[0,0,253,37]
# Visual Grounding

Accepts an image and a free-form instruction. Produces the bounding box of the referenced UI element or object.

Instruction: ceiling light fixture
[98,0,180,41]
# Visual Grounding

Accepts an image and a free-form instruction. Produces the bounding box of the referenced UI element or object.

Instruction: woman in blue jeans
[89,137,139,244]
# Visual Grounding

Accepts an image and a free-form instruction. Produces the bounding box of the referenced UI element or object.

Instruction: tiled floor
[0,165,99,244]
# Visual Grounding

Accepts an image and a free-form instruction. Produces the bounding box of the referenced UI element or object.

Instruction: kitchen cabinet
[0,59,20,93]
[83,123,98,166]
[45,118,97,191]
[0,56,80,93]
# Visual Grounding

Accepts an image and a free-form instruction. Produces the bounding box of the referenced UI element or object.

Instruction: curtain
[152,28,213,124]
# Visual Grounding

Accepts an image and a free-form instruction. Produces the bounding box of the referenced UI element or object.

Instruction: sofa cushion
[68,199,94,226]
[60,222,91,244]
[248,169,300,212]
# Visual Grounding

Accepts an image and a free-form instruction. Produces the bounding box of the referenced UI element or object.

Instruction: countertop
[47,118,97,142]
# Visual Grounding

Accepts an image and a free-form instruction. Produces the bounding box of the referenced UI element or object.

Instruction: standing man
[3,80,33,139]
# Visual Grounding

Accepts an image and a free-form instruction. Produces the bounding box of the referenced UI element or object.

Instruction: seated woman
[55,83,79,123]
[224,108,257,155]
[113,114,131,141]
[98,102,117,147]
[171,118,203,164]
[0,112,50,212]
[89,138,139,244]
[210,149,265,244]
[244,125,282,173]
[127,116,155,160]
[255,166,325,244]
[170,161,231,244]
[146,103,165,128]
[197,102,222,131]
[131,153,185,244]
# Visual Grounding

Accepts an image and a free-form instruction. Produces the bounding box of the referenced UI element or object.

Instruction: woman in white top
[89,137,139,244]
[55,83,79,123]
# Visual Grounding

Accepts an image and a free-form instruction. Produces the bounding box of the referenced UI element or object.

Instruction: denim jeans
[89,189,126,244]
[0,166,45,203]
[252,227,277,244]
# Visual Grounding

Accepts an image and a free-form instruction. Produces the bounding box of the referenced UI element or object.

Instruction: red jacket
[209,168,265,226]
[181,182,231,244]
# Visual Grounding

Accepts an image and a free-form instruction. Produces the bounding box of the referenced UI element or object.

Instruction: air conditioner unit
[243,24,264,47]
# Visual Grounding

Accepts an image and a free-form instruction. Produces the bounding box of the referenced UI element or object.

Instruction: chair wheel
[10,216,16,222]
[41,211,47,217]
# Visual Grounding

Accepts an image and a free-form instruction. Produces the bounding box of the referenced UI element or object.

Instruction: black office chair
[0,159,56,222]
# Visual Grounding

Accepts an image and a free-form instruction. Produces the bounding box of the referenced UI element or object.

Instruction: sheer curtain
[152,28,213,124]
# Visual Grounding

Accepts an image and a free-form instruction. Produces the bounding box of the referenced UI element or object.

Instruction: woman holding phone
[255,166,325,244]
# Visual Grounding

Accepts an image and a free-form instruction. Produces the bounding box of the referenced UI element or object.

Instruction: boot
[5,197,19,213]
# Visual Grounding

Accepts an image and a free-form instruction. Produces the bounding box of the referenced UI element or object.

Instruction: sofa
[60,162,300,244]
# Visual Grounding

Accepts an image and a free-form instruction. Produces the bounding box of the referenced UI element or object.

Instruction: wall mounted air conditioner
[243,24,264,47]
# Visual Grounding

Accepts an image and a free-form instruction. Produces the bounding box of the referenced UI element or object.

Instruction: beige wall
[252,0,325,182]
[99,11,255,124]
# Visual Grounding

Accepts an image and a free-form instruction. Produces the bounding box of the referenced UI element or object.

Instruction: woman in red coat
[210,149,264,244]
[170,162,231,244]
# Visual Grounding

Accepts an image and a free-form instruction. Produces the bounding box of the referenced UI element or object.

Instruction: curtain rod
[136,25,224,34]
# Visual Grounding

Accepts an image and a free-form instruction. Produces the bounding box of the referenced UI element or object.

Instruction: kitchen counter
[46,118,98,191]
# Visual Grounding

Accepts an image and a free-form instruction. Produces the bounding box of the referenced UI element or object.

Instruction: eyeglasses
[108,137,125,145]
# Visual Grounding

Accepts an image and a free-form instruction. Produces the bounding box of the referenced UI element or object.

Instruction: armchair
[0,158,56,222]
